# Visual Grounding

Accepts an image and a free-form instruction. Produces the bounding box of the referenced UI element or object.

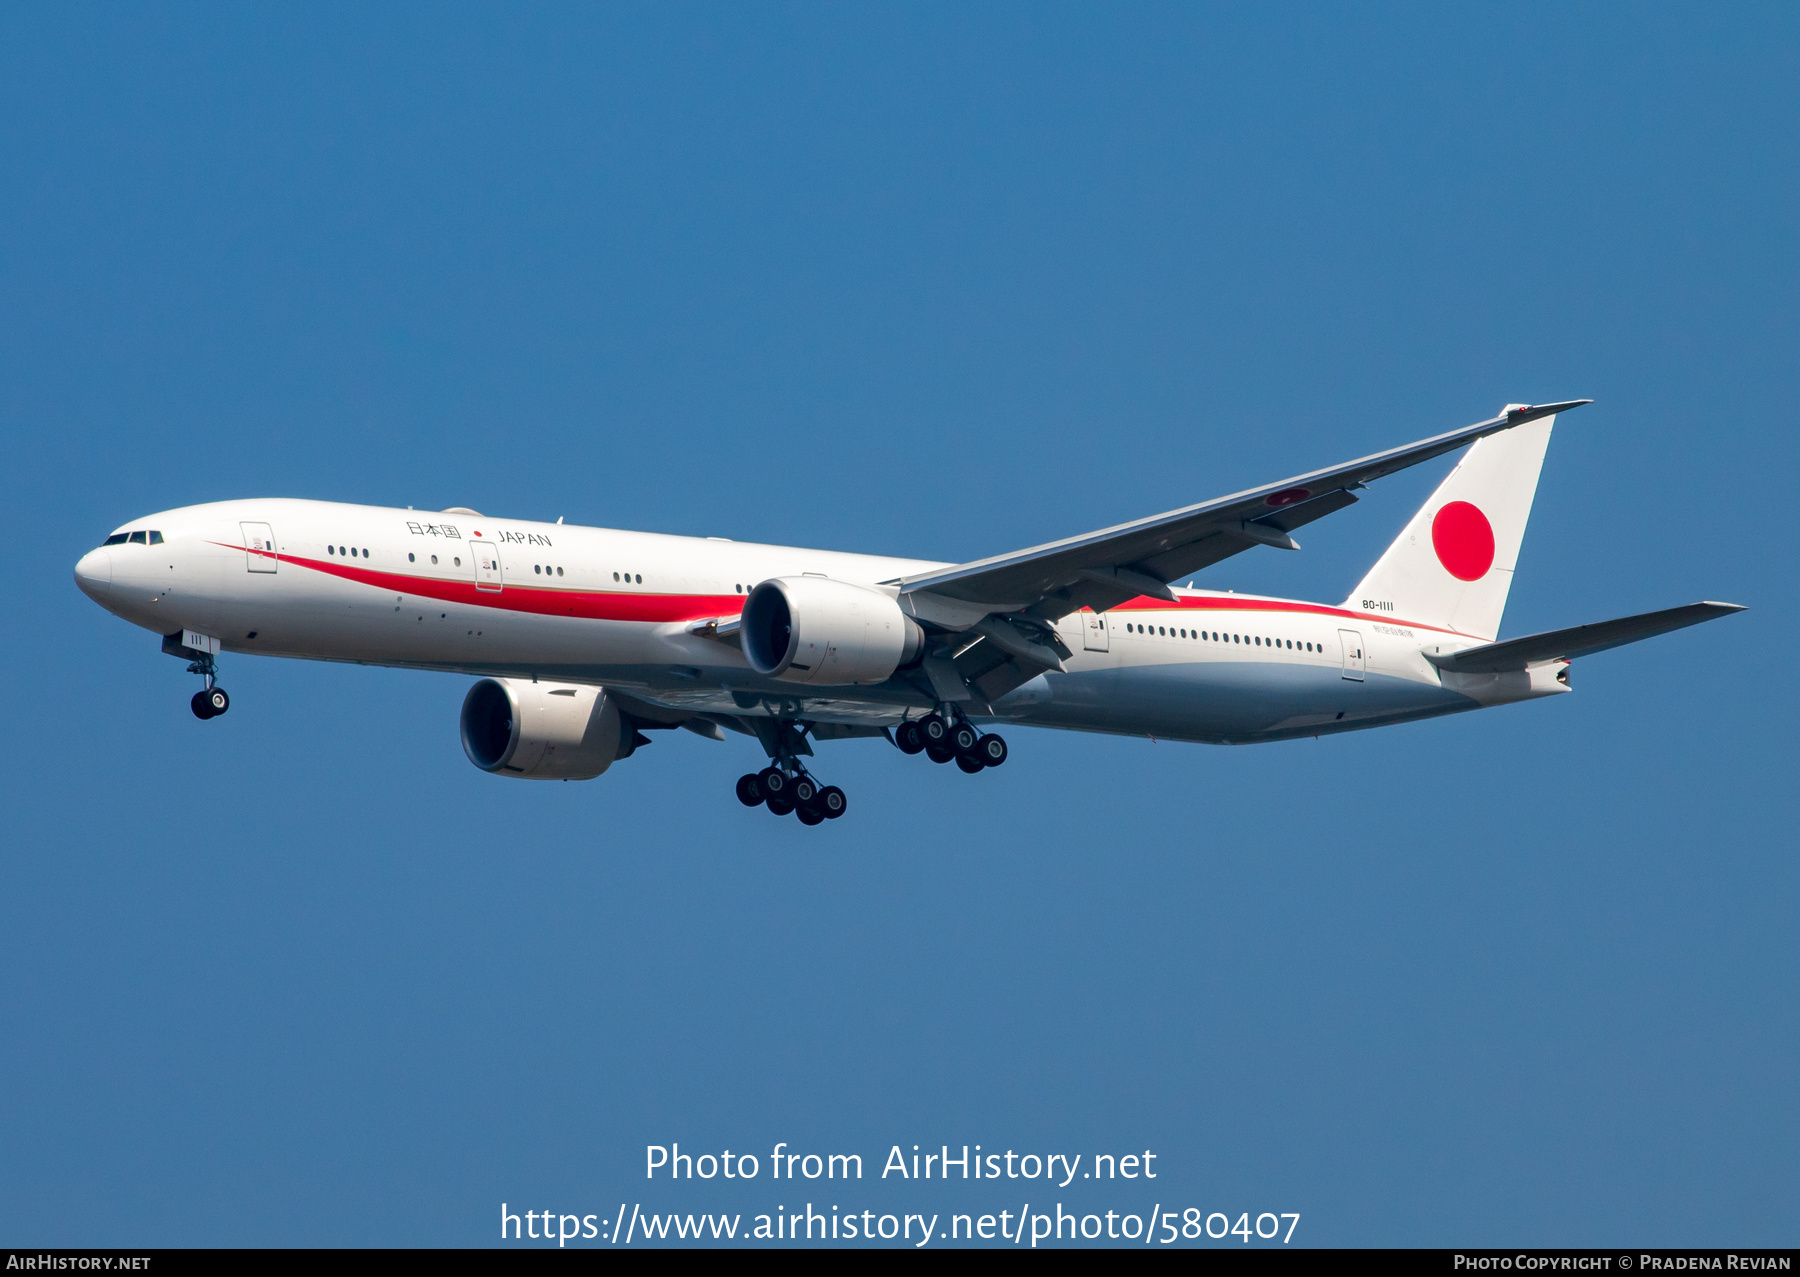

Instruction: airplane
[73,401,1742,825]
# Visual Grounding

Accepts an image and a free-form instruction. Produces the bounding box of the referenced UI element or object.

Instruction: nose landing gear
[187,650,230,720]
[165,631,230,720]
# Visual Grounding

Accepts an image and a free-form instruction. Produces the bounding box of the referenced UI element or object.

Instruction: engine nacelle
[460,678,627,780]
[741,576,923,685]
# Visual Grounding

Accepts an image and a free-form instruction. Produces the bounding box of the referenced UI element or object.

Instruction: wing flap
[1429,602,1746,673]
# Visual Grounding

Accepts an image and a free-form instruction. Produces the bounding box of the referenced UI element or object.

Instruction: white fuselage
[74,498,1566,745]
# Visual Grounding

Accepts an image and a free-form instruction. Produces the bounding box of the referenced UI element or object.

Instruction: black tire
[978,733,1008,767]
[767,796,795,816]
[792,776,818,806]
[920,713,948,746]
[206,687,229,716]
[191,690,216,720]
[735,773,764,806]
[925,740,955,764]
[796,806,825,826]
[818,786,847,819]
[952,722,979,755]
[759,767,788,799]
[956,753,985,773]
[895,721,925,755]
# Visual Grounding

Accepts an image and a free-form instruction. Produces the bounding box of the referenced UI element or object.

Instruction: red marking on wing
[1264,487,1312,507]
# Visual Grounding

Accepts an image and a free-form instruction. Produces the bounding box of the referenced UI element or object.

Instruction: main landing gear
[188,651,230,720]
[735,766,847,826]
[894,710,1007,773]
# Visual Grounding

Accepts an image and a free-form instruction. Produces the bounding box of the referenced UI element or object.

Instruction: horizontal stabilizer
[1429,602,1746,674]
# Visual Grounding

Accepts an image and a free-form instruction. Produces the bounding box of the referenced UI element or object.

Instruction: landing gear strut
[900,707,1006,773]
[187,649,230,720]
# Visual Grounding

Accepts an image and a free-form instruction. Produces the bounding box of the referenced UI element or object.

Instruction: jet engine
[741,576,924,685]
[460,678,629,780]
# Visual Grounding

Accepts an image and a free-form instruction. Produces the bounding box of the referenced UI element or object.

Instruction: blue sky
[2,4,1794,1246]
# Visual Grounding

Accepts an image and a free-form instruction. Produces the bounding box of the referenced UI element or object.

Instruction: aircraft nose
[74,548,113,601]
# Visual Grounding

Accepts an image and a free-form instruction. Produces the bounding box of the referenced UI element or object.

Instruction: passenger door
[240,522,277,573]
[476,540,503,592]
[1080,609,1110,652]
[1338,629,1365,680]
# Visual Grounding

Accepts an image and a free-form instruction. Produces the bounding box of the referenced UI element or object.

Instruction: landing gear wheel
[925,740,955,764]
[895,721,925,755]
[920,713,949,748]
[791,776,818,807]
[766,795,795,817]
[977,733,1008,767]
[952,722,980,755]
[206,687,229,716]
[818,786,847,819]
[955,753,985,773]
[758,767,789,801]
[191,690,216,720]
[735,773,764,806]
[796,806,825,826]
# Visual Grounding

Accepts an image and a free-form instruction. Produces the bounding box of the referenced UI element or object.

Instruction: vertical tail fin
[1344,413,1558,640]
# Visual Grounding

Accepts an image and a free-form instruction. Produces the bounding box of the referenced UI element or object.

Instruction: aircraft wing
[889,401,1592,624]
[1428,602,1746,674]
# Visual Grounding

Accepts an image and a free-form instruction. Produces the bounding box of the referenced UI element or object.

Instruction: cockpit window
[148,531,164,544]
[128,531,148,545]
[104,533,130,546]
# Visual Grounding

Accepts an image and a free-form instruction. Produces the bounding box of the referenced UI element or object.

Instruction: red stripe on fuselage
[218,543,742,624]
[220,543,1478,637]
[1111,595,1478,638]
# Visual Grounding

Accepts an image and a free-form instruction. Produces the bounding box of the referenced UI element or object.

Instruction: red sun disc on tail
[1432,501,1495,581]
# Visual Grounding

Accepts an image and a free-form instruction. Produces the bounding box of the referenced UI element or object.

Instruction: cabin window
[557,567,564,576]
[408,553,415,562]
